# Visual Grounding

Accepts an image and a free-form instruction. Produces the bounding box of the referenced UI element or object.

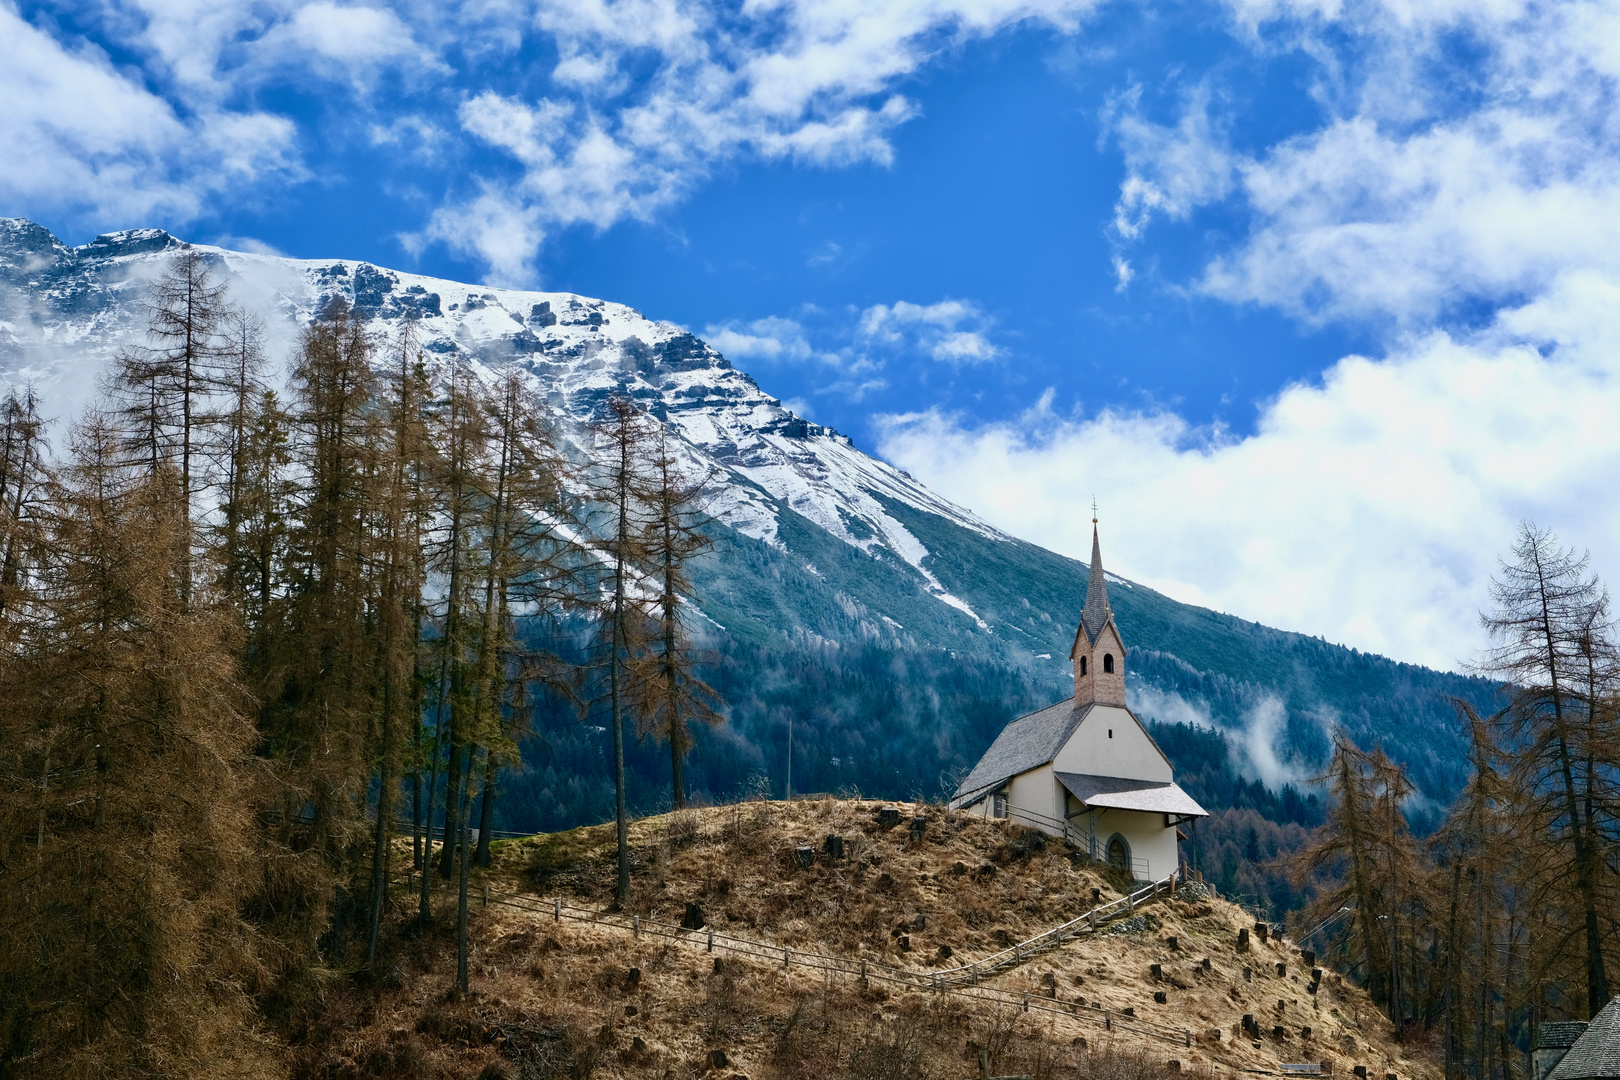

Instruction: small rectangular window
[992,793,1008,819]
[1108,729,1113,738]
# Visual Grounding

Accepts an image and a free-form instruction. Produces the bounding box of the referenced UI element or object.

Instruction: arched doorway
[1106,833,1130,872]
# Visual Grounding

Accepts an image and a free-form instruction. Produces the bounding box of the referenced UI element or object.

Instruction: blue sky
[7,0,1620,669]
[7,0,1371,440]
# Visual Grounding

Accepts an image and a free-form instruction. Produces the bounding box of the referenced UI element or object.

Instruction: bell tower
[1070,515,1126,707]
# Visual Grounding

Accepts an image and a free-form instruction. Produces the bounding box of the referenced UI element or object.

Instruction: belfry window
[1079,656,1087,675]
[1103,653,1114,673]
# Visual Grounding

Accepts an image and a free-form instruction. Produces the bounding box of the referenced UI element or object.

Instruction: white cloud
[1109,82,1235,241]
[1112,255,1133,290]
[260,2,443,81]
[207,233,288,256]
[1112,0,1620,327]
[1,0,1103,277]
[858,299,1001,363]
[407,183,547,286]
[433,0,1103,282]
[703,315,818,363]
[875,321,1620,672]
[0,4,299,222]
[969,0,1620,672]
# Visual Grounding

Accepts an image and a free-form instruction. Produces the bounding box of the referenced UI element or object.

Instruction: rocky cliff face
[0,218,1002,636]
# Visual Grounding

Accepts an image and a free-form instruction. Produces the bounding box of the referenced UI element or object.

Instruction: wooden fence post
[707,928,714,952]
[633,915,640,939]
[553,899,560,922]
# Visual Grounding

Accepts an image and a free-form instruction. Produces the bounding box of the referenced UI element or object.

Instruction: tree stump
[1276,962,1287,977]
[1302,949,1317,967]
[1273,1026,1287,1039]
[794,845,815,869]
[682,902,706,930]
[1151,964,1163,980]
[823,834,845,859]
[1154,991,1168,1004]
[707,1049,729,1069]
[1167,935,1179,951]
[1255,922,1269,943]
[1238,928,1250,952]
[1200,957,1212,972]
[909,816,928,840]
[878,807,900,827]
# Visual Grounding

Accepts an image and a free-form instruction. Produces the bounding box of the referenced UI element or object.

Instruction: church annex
[950,524,1207,880]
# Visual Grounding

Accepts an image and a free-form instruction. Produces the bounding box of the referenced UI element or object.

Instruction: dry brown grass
[289,799,1440,1080]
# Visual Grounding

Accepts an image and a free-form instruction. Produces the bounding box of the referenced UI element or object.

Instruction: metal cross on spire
[1091,496,1098,525]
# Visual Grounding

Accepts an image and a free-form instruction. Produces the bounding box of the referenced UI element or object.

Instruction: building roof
[1550,998,1620,1080]
[1055,772,1209,818]
[1540,1023,1591,1052]
[1080,525,1113,646]
[951,700,1092,806]
[1072,525,1118,656]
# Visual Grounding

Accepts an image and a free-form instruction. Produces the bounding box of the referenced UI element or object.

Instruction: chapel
[950,522,1207,880]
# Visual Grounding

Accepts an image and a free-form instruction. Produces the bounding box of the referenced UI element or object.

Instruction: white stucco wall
[1051,705,1171,781]
[1064,791,1178,879]
[961,766,1181,880]
[1007,765,1065,830]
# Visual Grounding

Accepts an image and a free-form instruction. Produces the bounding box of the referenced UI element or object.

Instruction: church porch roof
[1055,772,1208,818]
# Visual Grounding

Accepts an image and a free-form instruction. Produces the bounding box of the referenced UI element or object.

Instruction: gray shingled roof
[1550,998,1620,1080]
[1541,1023,1592,1051]
[951,701,1092,806]
[1055,772,1209,818]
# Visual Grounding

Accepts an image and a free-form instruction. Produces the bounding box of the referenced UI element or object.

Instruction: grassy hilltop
[295,799,1434,1080]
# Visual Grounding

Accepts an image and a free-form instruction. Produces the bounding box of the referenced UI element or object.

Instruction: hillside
[0,218,1500,842]
[296,799,1436,1080]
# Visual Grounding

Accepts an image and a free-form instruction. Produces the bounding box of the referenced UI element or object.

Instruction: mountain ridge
[0,219,1497,852]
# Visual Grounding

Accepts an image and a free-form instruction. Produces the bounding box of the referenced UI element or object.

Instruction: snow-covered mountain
[0,218,999,634]
[0,218,1494,833]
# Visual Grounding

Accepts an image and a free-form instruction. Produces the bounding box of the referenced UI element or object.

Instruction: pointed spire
[1081,523,1111,645]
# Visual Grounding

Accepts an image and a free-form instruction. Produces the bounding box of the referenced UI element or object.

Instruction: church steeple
[1079,524,1111,646]
[1070,517,1126,707]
